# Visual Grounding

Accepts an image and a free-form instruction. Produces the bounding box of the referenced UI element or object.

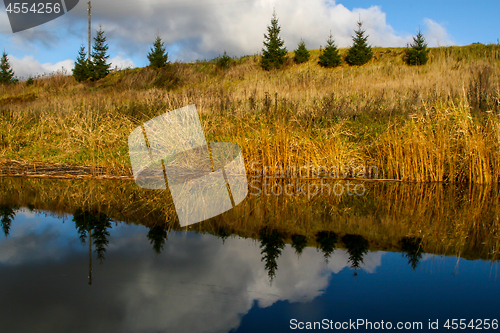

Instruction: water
[0,177,499,332]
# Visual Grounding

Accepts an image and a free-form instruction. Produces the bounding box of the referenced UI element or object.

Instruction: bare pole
[88,1,91,62]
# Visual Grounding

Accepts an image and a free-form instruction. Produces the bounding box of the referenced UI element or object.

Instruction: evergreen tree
[259,227,285,284]
[400,237,423,271]
[318,33,342,68]
[0,51,16,84]
[261,10,287,70]
[0,204,18,237]
[216,51,233,69]
[403,28,429,66]
[291,234,307,256]
[147,225,168,255]
[73,45,91,82]
[147,35,169,68]
[345,20,373,66]
[73,208,112,263]
[341,234,369,276]
[315,230,338,262]
[293,39,310,64]
[90,26,111,81]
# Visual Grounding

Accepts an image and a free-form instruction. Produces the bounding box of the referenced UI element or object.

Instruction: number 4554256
[444,319,498,330]
[5,3,61,14]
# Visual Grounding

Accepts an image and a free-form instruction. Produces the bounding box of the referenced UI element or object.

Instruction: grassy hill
[0,44,499,182]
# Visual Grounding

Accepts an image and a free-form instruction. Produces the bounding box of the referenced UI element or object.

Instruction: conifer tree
[147,35,169,68]
[293,39,310,64]
[318,33,342,68]
[0,51,16,84]
[216,51,233,69]
[90,26,111,81]
[73,45,91,82]
[345,20,373,66]
[403,28,429,66]
[261,10,287,70]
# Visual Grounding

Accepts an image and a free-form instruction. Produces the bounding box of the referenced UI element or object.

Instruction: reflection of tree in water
[315,231,338,262]
[400,237,423,271]
[259,227,285,284]
[341,234,369,276]
[291,234,307,256]
[147,225,168,255]
[73,209,112,263]
[215,225,231,244]
[0,204,18,237]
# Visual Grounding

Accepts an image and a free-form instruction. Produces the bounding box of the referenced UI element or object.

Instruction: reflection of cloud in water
[15,207,36,219]
[118,236,384,332]
[0,217,384,333]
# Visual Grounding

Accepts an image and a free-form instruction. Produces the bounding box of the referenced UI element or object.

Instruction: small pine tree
[318,33,342,68]
[293,39,310,64]
[261,10,287,70]
[147,35,169,68]
[403,28,429,66]
[216,51,233,69]
[90,26,111,81]
[345,20,373,66]
[73,45,91,82]
[0,51,16,84]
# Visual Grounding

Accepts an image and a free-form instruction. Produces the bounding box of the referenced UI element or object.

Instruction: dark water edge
[0,177,499,332]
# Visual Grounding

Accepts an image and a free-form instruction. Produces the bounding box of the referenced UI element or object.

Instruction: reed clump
[372,103,500,183]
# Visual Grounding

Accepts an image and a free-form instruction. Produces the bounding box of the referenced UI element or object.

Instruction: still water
[0,177,499,332]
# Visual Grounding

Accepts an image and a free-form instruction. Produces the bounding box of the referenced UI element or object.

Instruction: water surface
[0,177,499,332]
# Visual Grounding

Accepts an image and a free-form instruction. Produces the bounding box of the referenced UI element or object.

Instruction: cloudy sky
[0,0,499,78]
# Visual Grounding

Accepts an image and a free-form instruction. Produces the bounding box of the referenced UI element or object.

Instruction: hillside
[0,44,499,182]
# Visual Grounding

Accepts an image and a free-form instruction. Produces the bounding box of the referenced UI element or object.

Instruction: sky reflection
[0,210,498,333]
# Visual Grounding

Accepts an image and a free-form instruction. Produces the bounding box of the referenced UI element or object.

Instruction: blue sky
[0,0,498,78]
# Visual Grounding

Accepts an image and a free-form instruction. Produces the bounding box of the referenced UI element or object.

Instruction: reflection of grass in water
[0,177,499,262]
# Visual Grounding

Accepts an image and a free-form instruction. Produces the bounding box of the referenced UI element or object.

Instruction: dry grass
[0,44,499,182]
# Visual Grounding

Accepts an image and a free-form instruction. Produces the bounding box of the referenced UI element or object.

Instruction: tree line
[262,10,429,70]
[0,11,430,85]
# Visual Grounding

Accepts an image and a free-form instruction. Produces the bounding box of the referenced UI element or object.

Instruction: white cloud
[109,53,135,70]
[423,18,454,46]
[62,0,424,61]
[9,54,73,79]
[2,0,455,65]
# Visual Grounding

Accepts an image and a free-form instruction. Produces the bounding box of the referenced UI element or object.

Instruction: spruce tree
[216,51,233,69]
[147,35,169,68]
[73,45,91,82]
[293,39,310,64]
[345,20,373,66]
[318,33,342,68]
[403,28,429,66]
[90,26,111,81]
[261,10,287,70]
[0,51,16,84]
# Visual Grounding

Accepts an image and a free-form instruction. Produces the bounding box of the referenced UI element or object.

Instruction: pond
[0,177,499,332]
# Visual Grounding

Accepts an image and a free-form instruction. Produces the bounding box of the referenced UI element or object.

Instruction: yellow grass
[0,45,499,182]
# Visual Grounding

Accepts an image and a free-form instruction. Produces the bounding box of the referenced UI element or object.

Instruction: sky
[0,0,499,79]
